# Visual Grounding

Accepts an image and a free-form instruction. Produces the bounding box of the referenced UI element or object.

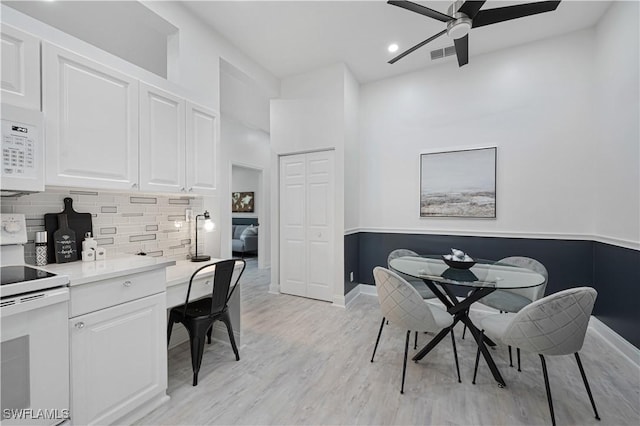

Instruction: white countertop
[43,255,176,286]
[43,256,244,287]
[166,258,245,287]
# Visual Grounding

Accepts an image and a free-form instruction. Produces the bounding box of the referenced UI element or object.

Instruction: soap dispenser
[82,232,98,253]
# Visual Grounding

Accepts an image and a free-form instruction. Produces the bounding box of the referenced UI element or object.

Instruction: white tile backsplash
[1,188,204,264]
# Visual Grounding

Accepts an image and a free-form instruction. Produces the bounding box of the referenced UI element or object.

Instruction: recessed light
[388,43,399,53]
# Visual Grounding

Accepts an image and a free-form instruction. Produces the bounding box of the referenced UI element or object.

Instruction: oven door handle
[0,287,69,317]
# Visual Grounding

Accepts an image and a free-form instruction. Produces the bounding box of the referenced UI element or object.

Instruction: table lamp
[191,210,214,262]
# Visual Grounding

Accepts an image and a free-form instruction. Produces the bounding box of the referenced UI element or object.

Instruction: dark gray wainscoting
[344,232,639,348]
[344,233,359,295]
[593,242,640,348]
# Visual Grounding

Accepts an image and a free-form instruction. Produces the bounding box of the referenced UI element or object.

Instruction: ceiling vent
[430,46,456,61]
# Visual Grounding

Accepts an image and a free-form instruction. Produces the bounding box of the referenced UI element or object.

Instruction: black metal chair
[167,258,246,386]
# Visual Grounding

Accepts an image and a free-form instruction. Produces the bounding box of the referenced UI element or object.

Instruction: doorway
[231,163,265,269]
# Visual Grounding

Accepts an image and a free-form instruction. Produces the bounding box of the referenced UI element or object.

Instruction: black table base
[412,279,507,388]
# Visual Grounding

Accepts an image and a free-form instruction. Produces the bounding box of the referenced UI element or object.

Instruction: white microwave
[1,104,44,194]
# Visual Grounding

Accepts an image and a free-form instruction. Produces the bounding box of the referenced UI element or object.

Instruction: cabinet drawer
[70,269,165,317]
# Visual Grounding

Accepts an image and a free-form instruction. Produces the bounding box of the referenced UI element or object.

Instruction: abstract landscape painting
[420,147,496,218]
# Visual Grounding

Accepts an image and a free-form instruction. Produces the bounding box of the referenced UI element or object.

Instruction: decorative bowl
[442,255,476,270]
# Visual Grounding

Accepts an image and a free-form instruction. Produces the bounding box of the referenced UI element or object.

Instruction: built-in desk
[165,259,243,348]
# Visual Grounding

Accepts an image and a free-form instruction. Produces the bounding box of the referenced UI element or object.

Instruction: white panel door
[279,154,307,298]
[139,83,185,193]
[1,25,40,110]
[305,151,334,301]
[279,150,334,301]
[185,101,218,195]
[43,43,139,190]
[69,293,167,426]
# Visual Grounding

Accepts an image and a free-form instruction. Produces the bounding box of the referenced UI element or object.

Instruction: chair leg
[539,354,556,426]
[167,316,175,346]
[206,325,213,344]
[414,331,418,350]
[401,330,410,394]
[517,348,521,372]
[472,330,484,385]
[189,334,206,386]
[509,345,513,367]
[371,317,385,362]
[450,328,461,383]
[221,311,240,361]
[574,352,601,421]
[462,323,467,340]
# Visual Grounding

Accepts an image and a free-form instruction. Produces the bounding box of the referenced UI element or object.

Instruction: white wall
[231,166,260,207]
[270,63,354,304]
[224,117,271,268]
[594,1,640,248]
[358,29,601,241]
[344,66,360,232]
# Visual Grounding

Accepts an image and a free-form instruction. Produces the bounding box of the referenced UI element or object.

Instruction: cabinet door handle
[75,322,85,329]
[131,183,138,188]
[180,187,186,192]
[188,187,193,192]
[123,280,132,287]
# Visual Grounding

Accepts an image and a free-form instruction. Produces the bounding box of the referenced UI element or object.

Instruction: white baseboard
[348,284,639,368]
[588,317,640,369]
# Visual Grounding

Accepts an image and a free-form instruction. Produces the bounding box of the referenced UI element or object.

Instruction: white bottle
[82,232,98,252]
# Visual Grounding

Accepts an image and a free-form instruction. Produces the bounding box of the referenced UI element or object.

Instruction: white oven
[1,215,70,426]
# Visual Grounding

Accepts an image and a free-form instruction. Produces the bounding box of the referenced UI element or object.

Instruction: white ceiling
[183,0,612,83]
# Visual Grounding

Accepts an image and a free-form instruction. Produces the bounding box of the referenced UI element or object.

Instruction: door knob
[123,280,132,287]
[75,322,85,329]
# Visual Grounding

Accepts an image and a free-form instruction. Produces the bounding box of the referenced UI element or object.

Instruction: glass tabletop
[389,255,546,289]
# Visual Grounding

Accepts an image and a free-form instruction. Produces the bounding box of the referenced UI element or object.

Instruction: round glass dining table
[389,255,546,387]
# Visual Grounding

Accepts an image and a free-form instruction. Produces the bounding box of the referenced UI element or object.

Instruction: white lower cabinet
[69,292,167,425]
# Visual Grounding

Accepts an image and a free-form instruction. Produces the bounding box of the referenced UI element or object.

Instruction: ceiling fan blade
[458,1,486,19]
[387,1,453,23]
[453,35,469,67]
[472,1,561,28]
[388,29,447,64]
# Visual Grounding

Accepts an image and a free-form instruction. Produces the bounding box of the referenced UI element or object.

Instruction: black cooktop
[0,265,57,286]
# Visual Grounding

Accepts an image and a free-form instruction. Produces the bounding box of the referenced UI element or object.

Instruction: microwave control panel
[0,104,44,192]
[2,120,37,177]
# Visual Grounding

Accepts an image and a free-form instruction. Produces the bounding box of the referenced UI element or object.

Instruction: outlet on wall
[350,272,354,282]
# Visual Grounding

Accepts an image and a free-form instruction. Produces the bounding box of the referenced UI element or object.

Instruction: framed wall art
[232,192,255,213]
[420,147,496,218]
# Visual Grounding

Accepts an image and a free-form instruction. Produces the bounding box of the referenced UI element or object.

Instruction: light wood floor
[138,262,640,425]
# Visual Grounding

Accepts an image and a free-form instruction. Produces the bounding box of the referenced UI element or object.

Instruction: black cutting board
[44,197,93,263]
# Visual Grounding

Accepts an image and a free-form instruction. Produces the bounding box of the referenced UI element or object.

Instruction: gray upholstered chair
[463,256,549,370]
[472,287,600,426]
[387,249,437,299]
[370,267,461,394]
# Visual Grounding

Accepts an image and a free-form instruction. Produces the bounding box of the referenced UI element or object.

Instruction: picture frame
[420,147,496,218]
[232,192,255,213]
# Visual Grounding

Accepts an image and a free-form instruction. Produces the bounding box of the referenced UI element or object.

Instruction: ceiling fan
[388,0,562,67]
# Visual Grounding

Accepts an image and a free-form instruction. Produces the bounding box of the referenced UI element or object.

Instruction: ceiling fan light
[446,18,472,39]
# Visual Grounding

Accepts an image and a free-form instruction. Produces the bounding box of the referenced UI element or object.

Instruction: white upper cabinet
[186,102,218,195]
[42,42,139,190]
[1,25,40,110]
[139,83,185,193]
